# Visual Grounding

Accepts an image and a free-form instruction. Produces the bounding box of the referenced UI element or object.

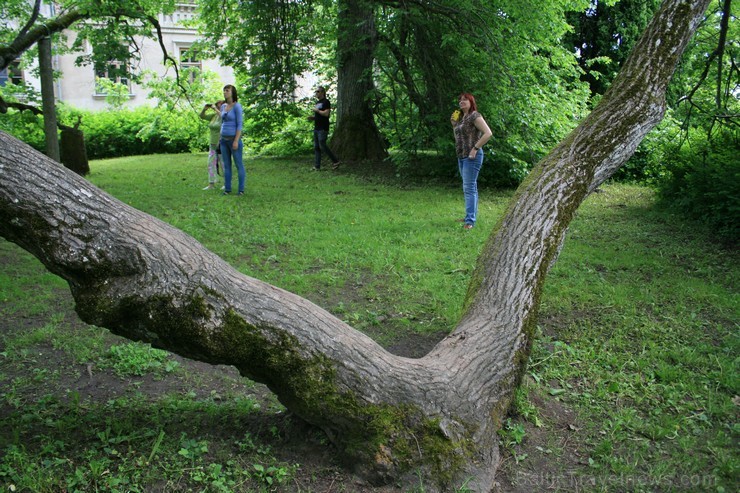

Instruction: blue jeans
[313,129,338,169]
[458,150,484,226]
[220,137,245,193]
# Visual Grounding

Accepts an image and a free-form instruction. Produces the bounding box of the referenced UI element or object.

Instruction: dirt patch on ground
[495,387,592,493]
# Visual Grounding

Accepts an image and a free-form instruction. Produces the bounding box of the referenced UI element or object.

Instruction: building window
[179,47,202,83]
[94,60,131,95]
[0,60,23,87]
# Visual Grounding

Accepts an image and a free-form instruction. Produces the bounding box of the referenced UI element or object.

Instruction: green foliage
[238,90,311,155]
[655,128,739,243]
[71,107,198,159]
[136,68,224,153]
[1,0,178,76]
[0,104,205,159]
[0,105,45,151]
[99,342,180,378]
[564,0,663,95]
[195,0,593,185]
[197,0,317,102]
[372,0,592,184]
[667,1,738,133]
[597,1,737,248]
[94,78,131,109]
[256,111,313,156]
[613,111,681,184]
[499,418,527,447]
[251,462,292,486]
[67,0,177,80]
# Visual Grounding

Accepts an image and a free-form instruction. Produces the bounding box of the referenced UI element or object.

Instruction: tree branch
[714,0,731,109]
[0,8,86,71]
[0,95,42,115]
[146,15,194,109]
[15,0,43,43]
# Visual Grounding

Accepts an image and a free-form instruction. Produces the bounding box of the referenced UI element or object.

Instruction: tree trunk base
[330,119,388,162]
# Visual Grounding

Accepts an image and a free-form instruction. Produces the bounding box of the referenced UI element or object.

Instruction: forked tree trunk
[0,1,710,491]
[332,0,388,161]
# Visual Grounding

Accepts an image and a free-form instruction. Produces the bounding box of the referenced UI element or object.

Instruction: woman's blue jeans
[458,150,484,226]
[220,137,245,193]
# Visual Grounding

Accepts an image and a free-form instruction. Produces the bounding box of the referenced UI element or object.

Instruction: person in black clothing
[308,86,340,170]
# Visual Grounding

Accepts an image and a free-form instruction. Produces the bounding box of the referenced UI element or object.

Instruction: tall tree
[197,0,389,160]
[331,0,387,159]
[0,0,711,491]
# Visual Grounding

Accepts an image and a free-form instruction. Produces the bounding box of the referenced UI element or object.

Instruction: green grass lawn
[0,153,737,492]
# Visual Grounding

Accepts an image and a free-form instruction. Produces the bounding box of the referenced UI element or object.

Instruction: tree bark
[332,0,388,161]
[38,36,59,162]
[0,0,711,491]
[714,0,731,110]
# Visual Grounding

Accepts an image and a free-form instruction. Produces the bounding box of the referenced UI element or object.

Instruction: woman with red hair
[451,93,492,229]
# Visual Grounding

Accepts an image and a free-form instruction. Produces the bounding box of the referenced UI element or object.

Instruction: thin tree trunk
[38,35,59,162]
[715,0,731,110]
[0,1,711,491]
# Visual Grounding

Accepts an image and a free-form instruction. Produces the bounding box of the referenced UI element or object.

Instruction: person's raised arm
[199,103,212,120]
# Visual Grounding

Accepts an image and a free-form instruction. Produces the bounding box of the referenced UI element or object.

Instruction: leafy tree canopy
[196,0,595,173]
[0,0,178,114]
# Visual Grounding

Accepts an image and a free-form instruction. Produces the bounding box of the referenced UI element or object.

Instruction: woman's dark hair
[224,84,238,102]
[459,92,477,113]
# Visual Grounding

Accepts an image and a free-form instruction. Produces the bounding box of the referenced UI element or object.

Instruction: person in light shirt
[199,100,223,190]
[219,85,245,195]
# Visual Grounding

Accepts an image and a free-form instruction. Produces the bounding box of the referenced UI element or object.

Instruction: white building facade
[1,2,234,110]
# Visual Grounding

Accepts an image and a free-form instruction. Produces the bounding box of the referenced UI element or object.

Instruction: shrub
[0,108,45,152]
[655,128,739,243]
[1,105,204,160]
[75,107,200,159]
[255,113,312,156]
[613,114,679,184]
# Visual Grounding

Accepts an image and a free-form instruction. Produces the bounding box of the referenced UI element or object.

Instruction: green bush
[1,105,204,160]
[255,113,312,156]
[388,138,539,189]
[655,129,739,243]
[74,107,201,159]
[0,109,45,152]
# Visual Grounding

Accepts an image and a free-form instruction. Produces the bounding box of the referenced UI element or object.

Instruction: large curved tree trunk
[0,1,709,491]
[332,0,388,161]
